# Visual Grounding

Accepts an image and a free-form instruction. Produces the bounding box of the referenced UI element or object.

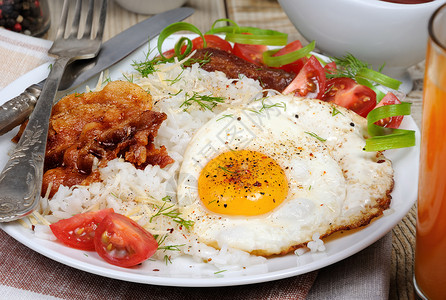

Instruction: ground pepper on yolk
[198,150,288,216]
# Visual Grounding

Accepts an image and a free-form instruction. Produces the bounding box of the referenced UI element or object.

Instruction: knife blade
[0,6,194,135]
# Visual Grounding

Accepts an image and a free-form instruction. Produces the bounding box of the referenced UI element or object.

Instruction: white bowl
[114,0,187,15]
[278,0,446,90]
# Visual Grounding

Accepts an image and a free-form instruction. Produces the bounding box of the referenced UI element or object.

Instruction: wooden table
[46,1,422,298]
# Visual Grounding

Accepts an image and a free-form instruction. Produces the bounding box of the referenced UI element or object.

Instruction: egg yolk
[198,150,288,216]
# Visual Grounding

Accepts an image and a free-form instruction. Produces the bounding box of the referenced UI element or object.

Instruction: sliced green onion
[208,19,240,34]
[173,36,194,60]
[157,22,205,60]
[356,68,401,90]
[206,25,286,36]
[206,23,288,46]
[263,40,316,67]
[225,32,287,46]
[364,102,415,151]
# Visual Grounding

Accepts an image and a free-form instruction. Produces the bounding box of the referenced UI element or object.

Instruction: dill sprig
[158,244,185,252]
[331,106,344,116]
[150,198,194,229]
[132,47,165,78]
[180,92,225,111]
[165,69,184,86]
[305,131,327,142]
[183,51,212,67]
[250,98,287,114]
[163,255,172,265]
[326,53,370,79]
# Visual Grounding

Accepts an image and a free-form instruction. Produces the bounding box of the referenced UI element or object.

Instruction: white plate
[0,36,420,287]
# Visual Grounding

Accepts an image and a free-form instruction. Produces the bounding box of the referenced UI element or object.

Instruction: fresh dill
[331,107,344,116]
[180,92,225,111]
[216,114,234,121]
[326,53,370,79]
[150,199,194,229]
[158,244,185,252]
[102,76,112,85]
[132,47,164,77]
[165,69,184,86]
[163,255,172,265]
[251,98,287,114]
[183,51,212,67]
[214,270,227,275]
[305,131,327,142]
[218,166,235,174]
[122,73,134,83]
[169,89,183,96]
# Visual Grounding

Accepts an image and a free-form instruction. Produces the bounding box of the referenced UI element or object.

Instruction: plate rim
[0,36,421,287]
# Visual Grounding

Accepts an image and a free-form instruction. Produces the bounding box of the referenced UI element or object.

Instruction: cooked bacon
[190,48,296,92]
[15,81,173,198]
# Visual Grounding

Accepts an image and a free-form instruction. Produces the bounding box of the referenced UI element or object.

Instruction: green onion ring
[364,102,415,151]
[225,32,287,46]
[357,68,402,90]
[263,41,316,67]
[157,22,206,60]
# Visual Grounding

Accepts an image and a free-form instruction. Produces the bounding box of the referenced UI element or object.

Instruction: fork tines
[57,0,108,41]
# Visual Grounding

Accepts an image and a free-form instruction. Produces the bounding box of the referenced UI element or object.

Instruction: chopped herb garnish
[217,114,234,121]
[214,269,227,274]
[326,53,401,90]
[158,244,185,252]
[331,107,344,116]
[165,69,184,86]
[163,255,172,265]
[183,51,212,67]
[122,73,134,83]
[305,131,327,142]
[218,166,235,174]
[132,47,164,77]
[150,201,194,229]
[250,98,287,114]
[180,92,225,111]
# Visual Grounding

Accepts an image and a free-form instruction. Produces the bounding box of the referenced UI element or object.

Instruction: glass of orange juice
[414,3,446,300]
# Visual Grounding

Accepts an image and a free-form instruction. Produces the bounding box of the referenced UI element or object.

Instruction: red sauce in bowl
[380,0,434,4]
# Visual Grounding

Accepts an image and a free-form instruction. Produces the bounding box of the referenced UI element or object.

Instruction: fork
[0,0,108,222]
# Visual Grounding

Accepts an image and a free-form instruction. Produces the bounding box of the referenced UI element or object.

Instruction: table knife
[0,6,194,135]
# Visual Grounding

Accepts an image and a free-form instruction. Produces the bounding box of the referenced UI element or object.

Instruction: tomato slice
[50,208,114,251]
[273,40,306,74]
[190,35,232,52]
[282,55,326,99]
[322,77,377,117]
[232,33,268,65]
[94,212,158,267]
[374,92,404,128]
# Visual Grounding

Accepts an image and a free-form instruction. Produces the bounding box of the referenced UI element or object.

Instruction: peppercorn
[0,0,48,36]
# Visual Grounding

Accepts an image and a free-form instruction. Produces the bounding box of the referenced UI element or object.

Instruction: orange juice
[414,37,446,299]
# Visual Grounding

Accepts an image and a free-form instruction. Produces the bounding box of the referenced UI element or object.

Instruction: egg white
[177,95,393,256]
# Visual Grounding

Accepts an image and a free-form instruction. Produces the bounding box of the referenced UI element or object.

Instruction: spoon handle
[0,57,70,222]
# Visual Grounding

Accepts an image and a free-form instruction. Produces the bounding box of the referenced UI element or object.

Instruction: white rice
[31,57,273,270]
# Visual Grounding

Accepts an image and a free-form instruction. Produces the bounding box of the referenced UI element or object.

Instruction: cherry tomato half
[94,212,158,268]
[374,92,404,128]
[272,40,306,74]
[190,35,232,52]
[50,208,114,251]
[162,35,232,59]
[232,33,268,65]
[282,55,326,99]
[323,77,376,118]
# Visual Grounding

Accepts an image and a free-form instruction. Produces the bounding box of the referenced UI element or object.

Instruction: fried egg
[177,95,393,256]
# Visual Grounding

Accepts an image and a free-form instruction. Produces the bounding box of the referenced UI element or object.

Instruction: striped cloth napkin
[0,28,392,300]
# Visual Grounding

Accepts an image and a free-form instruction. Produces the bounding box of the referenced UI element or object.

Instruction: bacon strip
[15,81,173,197]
